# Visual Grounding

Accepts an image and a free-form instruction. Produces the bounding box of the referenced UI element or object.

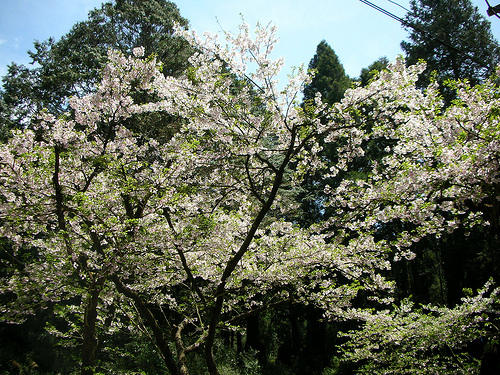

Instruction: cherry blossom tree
[0,23,394,375]
[326,57,500,268]
[341,280,500,374]
[322,57,500,373]
[1,19,498,374]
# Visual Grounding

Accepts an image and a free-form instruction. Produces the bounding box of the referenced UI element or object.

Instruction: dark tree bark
[112,275,180,375]
[81,282,103,375]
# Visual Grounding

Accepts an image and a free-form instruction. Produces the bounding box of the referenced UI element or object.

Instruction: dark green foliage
[401,0,500,86]
[239,307,339,375]
[303,40,351,105]
[0,311,79,374]
[359,57,389,87]
[0,63,39,132]
[296,41,352,226]
[391,222,500,308]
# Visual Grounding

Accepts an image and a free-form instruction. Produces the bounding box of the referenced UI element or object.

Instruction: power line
[360,0,405,23]
[485,0,500,20]
[359,0,492,71]
[386,0,410,13]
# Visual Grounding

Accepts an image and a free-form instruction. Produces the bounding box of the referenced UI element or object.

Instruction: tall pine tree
[297,41,351,226]
[303,40,351,106]
[399,1,500,309]
[401,0,500,86]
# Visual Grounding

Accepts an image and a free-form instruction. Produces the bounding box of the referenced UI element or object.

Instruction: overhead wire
[359,0,492,71]
[485,0,500,20]
[386,0,410,12]
[360,0,405,23]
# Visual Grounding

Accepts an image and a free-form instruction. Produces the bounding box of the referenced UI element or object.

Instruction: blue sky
[1,0,499,80]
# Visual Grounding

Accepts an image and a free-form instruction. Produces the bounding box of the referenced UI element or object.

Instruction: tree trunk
[81,285,101,375]
[175,319,190,375]
[112,275,180,375]
[204,130,298,375]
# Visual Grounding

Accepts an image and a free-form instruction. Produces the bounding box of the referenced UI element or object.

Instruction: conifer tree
[303,40,351,105]
[401,0,500,85]
[359,57,389,87]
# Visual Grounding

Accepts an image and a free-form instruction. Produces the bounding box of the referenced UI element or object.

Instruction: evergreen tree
[0,0,192,132]
[359,57,389,87]
[401,0,500,86]
[397,1,500,312]
[303,40,351,105]
[297,41,352,225]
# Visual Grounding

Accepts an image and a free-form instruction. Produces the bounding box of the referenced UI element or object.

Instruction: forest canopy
[0,1,499,375]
